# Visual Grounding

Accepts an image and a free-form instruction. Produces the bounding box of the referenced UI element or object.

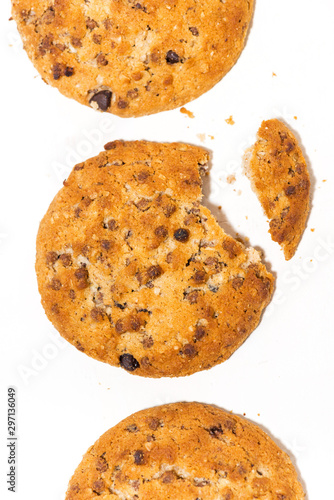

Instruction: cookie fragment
[36,141,274,378]
[244,119,310,260]
[12,0,254,117]
[65,402,305,500]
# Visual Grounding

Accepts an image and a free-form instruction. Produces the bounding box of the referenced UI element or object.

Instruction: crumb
[209,135,214,140]
[180,107,194,119]
[243,413,246,416]
[218,206,222,210]
[272,72,277,77]
[225,115,235,126]
[245,216,248,220]
[294,116,297,120]
[323,179,327,182]
[227,174,236,184]
[257,413,260,417]
[237,190,242,196]
[310,228,315,232]
[197,133,206,143]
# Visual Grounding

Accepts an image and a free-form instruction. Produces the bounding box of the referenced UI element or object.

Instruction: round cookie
[12,0,254,117]
[65,402,305,499]
[36,141,274,378]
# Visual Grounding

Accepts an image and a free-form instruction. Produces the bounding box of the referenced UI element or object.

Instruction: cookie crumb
[180,107,194,119]
[196,133,206,143]
[227,174,236,184]
[272,72,277,77]
[209,135,214,140]
[310,228,315,232]
[225,115,235,125]
[294,116,298,120]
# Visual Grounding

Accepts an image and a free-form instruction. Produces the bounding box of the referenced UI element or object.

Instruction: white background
[1,0,334,498]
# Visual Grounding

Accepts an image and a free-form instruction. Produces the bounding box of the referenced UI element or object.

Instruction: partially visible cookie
[244,119,310,260]
[12,0,254,117]
[36,140,274,378]
[65,402,305,499]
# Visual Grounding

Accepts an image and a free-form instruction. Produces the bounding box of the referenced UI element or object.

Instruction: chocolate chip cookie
[244,119,310,260]
[12,0,254,117]
[65,402,305,499]
[36,141,274,377]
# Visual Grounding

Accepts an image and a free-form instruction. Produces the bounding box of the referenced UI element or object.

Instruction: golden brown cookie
[244,119,310,260]
[36,141,274,377]
[65,402,305,499]
[12,0,254,117]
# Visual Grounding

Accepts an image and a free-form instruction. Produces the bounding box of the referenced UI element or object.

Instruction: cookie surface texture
[244,119,310,260]
[36,141,274,378]
[65,402,305,499]
[12,0,254,117]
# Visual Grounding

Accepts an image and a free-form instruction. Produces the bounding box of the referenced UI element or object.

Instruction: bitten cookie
[12,0,254,117]
[36,141,274,378]
[65,402,305,499]
[244,119,310,260]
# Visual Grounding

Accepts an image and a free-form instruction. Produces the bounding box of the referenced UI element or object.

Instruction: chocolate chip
[208,425,224,438]
[174,228,190,242]
[154,226,168,238]
[134,450,145,465]
[71,37,82,47]
[115,319,127,334]
[118,99,128,109]
[59,253,72,267]
[50,278,62,290]
[194,325,206,341]
[96,53,108,66]
[189,27,199,36]
[93,34,102,44]
[137,170,150,182]
[193,270,207,283]
[69,289,76,300]
[163,204,176,218]
[232,277,244,290]
[106,219,117,230]
[101,239,112,250]
[285,185,296,196]
[104,141,117,150]
[46,251,58,265]
[96,455,108,472]
[130,316,141,331]
[127,424,138,433]
[64,66,74,77]
[52,63,64,80]
[127,89,139,99]
[120,353,140,371]
[89,90,112,111]
[92,479,105,494]
[162,471,176,483]
[90,308,104,321]
[182,344,197,358]
[51,304,60,314]
[186,291,199,304]
[148,417,160,430]
[166,50,180,64]
[147,265,162,280]
[74,268,89,289]
[86,17,98,30]
[142,336,154,349]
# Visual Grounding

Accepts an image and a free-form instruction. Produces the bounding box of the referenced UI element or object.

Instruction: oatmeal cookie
[244,119,310,260]
[12,0,254,117]
[36,141,274,377]
[66,402,305,499]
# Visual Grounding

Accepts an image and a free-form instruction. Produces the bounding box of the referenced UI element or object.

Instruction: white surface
[1,0,334,498]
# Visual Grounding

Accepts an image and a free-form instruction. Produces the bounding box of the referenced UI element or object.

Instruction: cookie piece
[244,119,310,260]
[36,141,274,378]
[12,0,254,117]
[65,402,305,499]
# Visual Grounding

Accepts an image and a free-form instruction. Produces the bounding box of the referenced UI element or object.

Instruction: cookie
[12,0,254,117]
[36,141,274,378]
[244,119,310,260]
[65,402,305,499]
